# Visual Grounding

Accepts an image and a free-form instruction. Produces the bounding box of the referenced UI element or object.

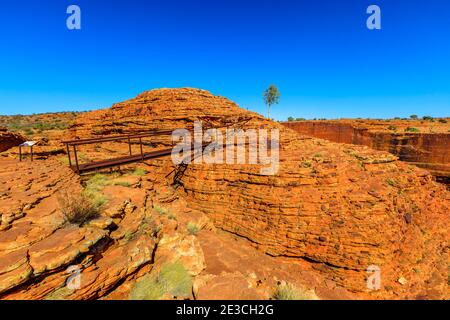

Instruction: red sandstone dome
[66,88,450,299]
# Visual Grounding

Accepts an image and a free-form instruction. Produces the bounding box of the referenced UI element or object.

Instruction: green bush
[187,222,199,235]
[129,274,164,300]
[387,125,397,131]
[272,282,318,300]
[410,115,418,120]
[129,261,192,300]
[422,116,433,121]
[114,181,131,187]
[438,119,447,123]
[287,117,294,122]
[405,127,420,133]
[133,168,147,176]
[168,212,177,220]
[153,204,168,215]
[386,178,398,187]
[83,174,109,208]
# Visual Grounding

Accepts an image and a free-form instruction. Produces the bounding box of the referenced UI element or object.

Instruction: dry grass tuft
[58,190,100,226]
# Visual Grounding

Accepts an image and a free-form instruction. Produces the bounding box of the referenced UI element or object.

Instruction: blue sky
[0,0,449,119]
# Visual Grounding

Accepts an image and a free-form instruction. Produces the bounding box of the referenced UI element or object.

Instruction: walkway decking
[69,147,174,173]
[62,131,177,174]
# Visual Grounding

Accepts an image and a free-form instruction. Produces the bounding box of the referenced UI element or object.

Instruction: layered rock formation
[0,158,159,299]
[283,121,450,184]
[64,88,450,299]
[0,127,25,153]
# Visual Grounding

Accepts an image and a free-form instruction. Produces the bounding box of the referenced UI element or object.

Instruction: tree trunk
[268,104,271,119]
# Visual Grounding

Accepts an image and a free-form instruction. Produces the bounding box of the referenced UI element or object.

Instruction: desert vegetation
[58,190,101,226]
[57,171,140,226]
[133,168,147,176]
[0,112,78,136]
[129,261,192,300]
[387,125,397,131]
[272,282,318,300]
[1,88,449,301]
[405,127,420,133]
[263,84,280,119]
[187,222,200,235]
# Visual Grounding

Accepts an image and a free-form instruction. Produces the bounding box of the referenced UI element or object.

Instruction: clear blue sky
[0,0,449,120]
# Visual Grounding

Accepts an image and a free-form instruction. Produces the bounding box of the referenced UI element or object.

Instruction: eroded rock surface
[283,120,450,184]
[0,127,25,153]
[67,88,450,299]
[1,88,449,300]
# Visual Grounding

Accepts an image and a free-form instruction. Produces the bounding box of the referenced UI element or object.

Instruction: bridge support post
[66,143,72,167]
[73,145,80,174]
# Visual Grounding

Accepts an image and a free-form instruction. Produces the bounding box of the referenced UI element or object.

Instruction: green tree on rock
[263,84,280,119]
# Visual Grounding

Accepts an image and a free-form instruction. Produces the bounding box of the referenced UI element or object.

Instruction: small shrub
[58,190,100,226]
[44,287,73,300]
[387,125,397,131]
[287,117,294,122]
[123,231,135,242]
[129,274,164,300]
[422,115,433,121]
[386,178,398,187]
[129,261,192,300]
[152,224,162,236]
[168,212,177,220]
[301,160,312,168]
[405,127,420,133]
[83,174,109,208]
[410,115,418,120]
[295,118,306,121]
[158,261,193,298]
[153,204,168,215]
[133,168,147,176]
[438,119,447,123]
[187,222,199,235]
[58,157,70,165]
[114,181,131,187]
[84,173,108,193]
[272,282,318,300]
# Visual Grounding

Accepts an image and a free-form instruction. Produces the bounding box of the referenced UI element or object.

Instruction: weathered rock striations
[67,88,450,299]
[283,120,450,184]
[0,127,25,153]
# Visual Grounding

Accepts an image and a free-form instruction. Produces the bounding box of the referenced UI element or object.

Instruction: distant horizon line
[0,108,448,122]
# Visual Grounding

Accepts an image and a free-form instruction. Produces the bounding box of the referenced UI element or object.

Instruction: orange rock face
[0,89,448,300]
[67,88,450,299]
[0,127,24,153]
[283,120,450,184]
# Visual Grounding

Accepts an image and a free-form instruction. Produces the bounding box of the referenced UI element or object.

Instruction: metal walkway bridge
[62,130,180,174]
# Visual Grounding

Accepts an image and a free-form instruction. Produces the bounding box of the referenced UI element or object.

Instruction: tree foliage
[263,84,280,118]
